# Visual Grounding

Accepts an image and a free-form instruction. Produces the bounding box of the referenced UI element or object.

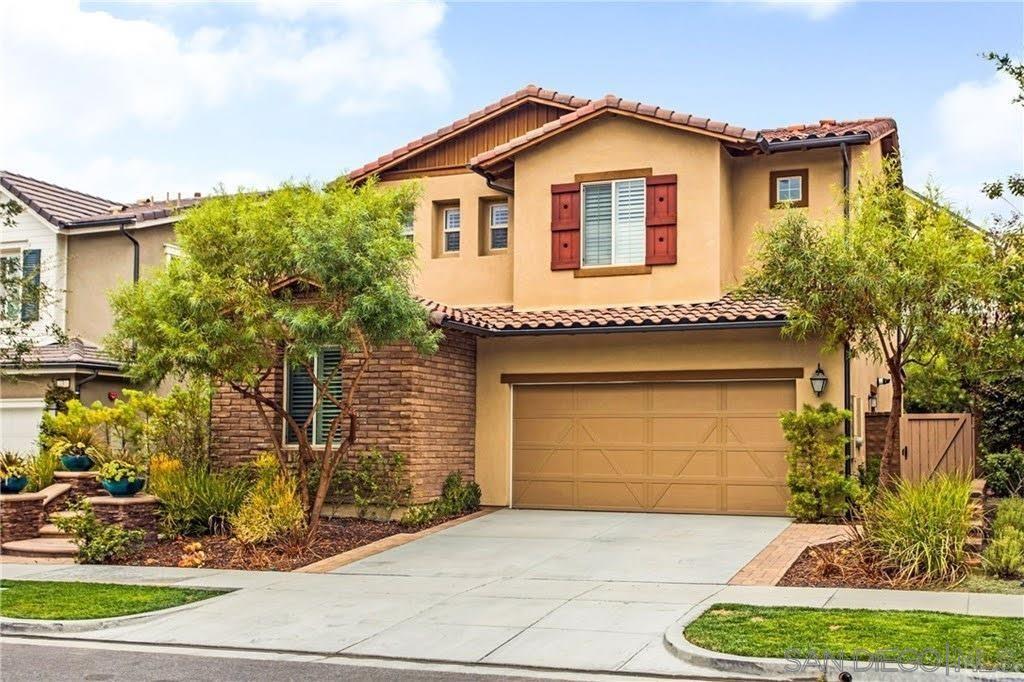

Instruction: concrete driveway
[16,510,790,676]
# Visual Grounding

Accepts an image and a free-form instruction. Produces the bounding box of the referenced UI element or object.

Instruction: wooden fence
[898,413,975,483]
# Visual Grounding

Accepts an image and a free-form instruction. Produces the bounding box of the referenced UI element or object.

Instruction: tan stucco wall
[512,116,725,310]
[473,328,845,506]
[65,225,177,345]
[0,375,53,400]
[383,173,513,306]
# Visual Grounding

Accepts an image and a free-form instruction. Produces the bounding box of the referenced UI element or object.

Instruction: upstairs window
[489,202,509,250]
[443,207,461,253]
[770,169,809,208]
[0,252,19,320]
[0,249,40,321]
[582,178,646,267]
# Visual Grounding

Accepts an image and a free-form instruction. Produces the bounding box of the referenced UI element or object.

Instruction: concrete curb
[0,588,233,635]
[662,604,1023,682]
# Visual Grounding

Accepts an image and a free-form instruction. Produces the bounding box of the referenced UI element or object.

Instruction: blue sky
[2,1,1021,222]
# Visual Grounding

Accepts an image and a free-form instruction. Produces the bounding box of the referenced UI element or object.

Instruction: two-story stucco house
[0,171,192,451]
[211,85,897,514]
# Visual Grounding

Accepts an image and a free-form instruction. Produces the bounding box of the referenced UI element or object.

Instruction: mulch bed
[113,517,411,572]
[779,540,949,590]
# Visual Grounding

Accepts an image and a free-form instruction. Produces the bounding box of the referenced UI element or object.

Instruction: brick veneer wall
[210,330,477,503]
[865,412,900,477]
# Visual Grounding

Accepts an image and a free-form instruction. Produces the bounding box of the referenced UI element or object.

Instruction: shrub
[982,527,1024,579]
[858,475,973,583]
[27,447,58,490]
[978,371,1024,456]
[981,448,1024,498]
[149,464,252,536]
[779,403,861,522]
[400,471,481,527]
[992,497,1024,536]
[345,450,411,519]
[52,500,145,564]
[0,451,30,479]
[97,460,146,483]
[231,463,306,545]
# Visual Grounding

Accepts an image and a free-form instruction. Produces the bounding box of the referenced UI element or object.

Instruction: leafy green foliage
[105,180,440,530]
[97,460,145,483]
[858,475,973,583]
[400,471,481,527]
[0,579,221,621]
[779,404,860,522]
[983,528,1024,579]
[982,448,1024,498]
[738,160,996,481]
[978,373,1024,456]
[905,359,970,413]
[992,497,1024,536]
[344,450,411,519]
[52,500,145,564]
[27,447,58,491]
[147,463,252,536]
[230,457,306,545]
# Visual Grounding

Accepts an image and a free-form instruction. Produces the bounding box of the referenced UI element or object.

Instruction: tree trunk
[879,373,904,486]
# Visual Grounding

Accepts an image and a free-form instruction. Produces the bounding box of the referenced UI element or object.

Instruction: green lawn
[0,580,222,620]
[685,603,1024,670]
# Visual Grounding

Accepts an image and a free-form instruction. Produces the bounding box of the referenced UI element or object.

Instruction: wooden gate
[899,413,975,483]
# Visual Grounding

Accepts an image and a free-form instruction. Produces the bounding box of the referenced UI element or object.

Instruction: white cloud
[0,1,448,198]
[749,0,852,20]
[906,73,1024,224]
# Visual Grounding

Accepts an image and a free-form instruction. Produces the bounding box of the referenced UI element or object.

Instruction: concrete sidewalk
[3,561,1022,678]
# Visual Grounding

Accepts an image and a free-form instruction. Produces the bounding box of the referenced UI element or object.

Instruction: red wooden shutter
[551,182,581,270]
[645,174,677,265]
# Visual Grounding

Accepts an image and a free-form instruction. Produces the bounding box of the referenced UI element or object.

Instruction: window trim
[488,201,509,251]
[442,206,461,254]
[580,176,647,268]
[769,169,809,208]
[282,349,341,447]
[0,249,21,321]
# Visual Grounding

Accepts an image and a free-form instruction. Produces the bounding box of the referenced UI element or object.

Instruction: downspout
[481,169,514,197]
[75,370,99,401]
[841,142,853,476]
[119,224,140,283]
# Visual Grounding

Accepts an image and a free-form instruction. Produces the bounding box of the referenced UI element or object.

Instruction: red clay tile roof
[347,85,591,181]
[423,294,787,335]
[759,118,897,144]
[470,94,759,168]
[1,171,122,227]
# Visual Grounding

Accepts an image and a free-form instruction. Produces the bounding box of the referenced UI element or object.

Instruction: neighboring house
[0,171,192,451]
[211,85,897,512]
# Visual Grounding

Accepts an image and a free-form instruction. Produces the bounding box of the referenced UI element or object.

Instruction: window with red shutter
[645,174,677,265]
[550,182,580,270]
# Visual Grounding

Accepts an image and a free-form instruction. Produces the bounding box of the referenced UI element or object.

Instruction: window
[285,348,343,445]
[769,169,809,208]
[443,207,460,253]
[582,178,646,267]
[401,214,414,240]
[489,202,509,250]
[0,252,19,320]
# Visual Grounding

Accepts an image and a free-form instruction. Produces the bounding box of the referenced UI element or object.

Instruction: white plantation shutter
[582,183,612,266]
[614,179,646,265]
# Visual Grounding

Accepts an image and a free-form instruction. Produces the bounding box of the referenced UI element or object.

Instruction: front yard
[685,603,1024,670]
[0,579,221,620]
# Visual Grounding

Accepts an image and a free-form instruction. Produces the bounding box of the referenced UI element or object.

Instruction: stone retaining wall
[0,493,46,543]
[89,495,161,541]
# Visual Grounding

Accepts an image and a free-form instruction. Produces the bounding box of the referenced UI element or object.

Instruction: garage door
[512,381,794,515]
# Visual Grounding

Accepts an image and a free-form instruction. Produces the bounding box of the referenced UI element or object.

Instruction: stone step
[37,523,71,538]
[38,483,73,508]
[1,537,78,558]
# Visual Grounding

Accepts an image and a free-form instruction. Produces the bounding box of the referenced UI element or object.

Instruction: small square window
[401,214,414,240]
[770,169,809,208]
[443,207,460,253]
[489,202,509,250]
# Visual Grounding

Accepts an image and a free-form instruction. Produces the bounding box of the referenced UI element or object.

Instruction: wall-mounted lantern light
[868,386,878,413]
[810,364,828,397]
[876,376,891,387]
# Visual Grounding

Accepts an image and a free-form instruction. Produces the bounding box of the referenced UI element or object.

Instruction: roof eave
[439,317,787,337]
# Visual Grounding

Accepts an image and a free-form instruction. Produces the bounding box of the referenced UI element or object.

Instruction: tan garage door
[512,381,794,515]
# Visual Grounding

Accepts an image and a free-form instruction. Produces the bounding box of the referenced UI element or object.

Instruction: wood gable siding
[382,102,567,178]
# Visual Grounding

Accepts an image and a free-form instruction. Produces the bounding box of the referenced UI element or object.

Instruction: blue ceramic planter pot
[101,478,145,497]
[1,476,28,494]
[60,453,93,472]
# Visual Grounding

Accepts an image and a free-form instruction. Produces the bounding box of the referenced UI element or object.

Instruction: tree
[738,159,994,483]
[106,180,439,534]
[0,200,67,375]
